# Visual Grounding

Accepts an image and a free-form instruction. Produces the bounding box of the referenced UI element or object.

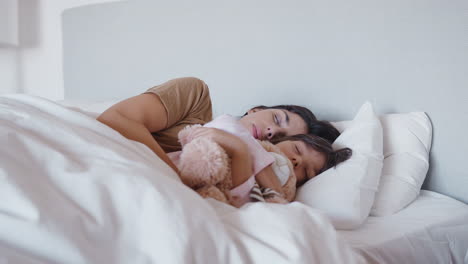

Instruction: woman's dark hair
[272,134,352,174]
[247,105,340,143]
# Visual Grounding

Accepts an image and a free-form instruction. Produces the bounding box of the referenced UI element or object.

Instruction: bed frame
[62,0,468,204]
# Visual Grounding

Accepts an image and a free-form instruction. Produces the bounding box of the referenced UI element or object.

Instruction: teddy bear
[175,124,297,206]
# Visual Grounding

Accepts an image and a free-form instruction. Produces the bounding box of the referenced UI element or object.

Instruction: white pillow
[333,112,432,216]
[376,113,433,215]
[295,102,384,230]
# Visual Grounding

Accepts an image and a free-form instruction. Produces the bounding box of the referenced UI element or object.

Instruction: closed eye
[273,114,280,125]
[295,144,301,155]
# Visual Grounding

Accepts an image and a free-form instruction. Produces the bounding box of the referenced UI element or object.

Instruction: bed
[1,93,465,263]
[339,190,468,264]
[59,99,468,264]
[1,0,468,263]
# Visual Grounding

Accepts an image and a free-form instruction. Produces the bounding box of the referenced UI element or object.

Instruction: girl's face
[239,108,307,141]
[276,140,327,186]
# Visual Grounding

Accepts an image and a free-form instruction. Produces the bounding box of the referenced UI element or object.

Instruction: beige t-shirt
[144,77,213,153]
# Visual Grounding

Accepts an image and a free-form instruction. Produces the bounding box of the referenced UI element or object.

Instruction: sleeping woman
[97,77,345,199]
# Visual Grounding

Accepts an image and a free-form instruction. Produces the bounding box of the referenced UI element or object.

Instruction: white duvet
[0,95,361,264]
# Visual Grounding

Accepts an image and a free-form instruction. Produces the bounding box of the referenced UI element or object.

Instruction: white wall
[0,0,126,100]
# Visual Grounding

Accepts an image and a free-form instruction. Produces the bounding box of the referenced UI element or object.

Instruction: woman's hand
[189,127,253,188]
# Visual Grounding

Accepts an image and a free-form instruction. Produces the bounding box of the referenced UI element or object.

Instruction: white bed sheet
[0,95,360,264]
[338,190,468,264]
[57,99,120,117]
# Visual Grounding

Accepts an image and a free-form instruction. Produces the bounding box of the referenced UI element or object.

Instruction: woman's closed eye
[273,113,280,125]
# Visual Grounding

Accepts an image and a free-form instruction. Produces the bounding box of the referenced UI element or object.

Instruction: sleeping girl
[169,114,352,207]
[250,134,352,204]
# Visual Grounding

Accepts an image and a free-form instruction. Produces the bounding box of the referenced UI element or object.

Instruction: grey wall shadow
[17,0,40,48]
[12,0,40,93]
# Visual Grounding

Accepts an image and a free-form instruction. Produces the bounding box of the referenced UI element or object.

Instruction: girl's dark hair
[248,105,340,143]
[272,134,352,175]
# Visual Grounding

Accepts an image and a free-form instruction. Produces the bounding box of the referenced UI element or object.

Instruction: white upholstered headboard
[62,0,468,203]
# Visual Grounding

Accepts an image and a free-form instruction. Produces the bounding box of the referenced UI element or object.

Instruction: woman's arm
[188,127,253,188]
[97,93,180,174]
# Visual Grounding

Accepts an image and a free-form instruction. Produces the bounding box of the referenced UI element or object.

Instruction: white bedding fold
[0,95,361,264]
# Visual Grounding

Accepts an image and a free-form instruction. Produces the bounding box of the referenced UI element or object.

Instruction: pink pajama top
[169,115,274,207]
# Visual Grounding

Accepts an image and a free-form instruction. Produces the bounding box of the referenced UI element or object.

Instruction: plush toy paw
[250,182,289,204]
[196,185,229,203]
[264,195,289,204]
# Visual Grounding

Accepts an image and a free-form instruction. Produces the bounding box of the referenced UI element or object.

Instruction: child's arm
[255,165,283,193]
[188,127,254,188]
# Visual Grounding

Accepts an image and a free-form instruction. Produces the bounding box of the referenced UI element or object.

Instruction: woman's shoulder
[145,77,209,96]
[146,77,213,128]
